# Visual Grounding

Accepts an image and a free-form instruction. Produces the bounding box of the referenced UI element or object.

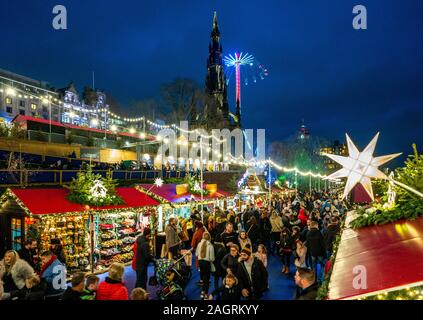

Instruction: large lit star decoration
[323,132,402,201]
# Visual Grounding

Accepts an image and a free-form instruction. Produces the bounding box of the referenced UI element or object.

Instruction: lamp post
[268,158,271,210]
[200,136,204,220]
[308,174,311,195]
[47,96,52,143]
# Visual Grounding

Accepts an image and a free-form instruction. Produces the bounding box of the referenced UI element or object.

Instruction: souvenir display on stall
[38,215,90,272]
[96,210,151,268]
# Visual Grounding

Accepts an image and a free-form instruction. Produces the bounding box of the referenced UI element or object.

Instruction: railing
[0,169,241,187]
[0,169,161,187]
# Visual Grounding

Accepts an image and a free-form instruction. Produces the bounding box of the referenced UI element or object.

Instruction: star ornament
[323,132,402,201]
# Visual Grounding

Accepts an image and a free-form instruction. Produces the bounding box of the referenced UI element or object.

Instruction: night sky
[1,0,422,165]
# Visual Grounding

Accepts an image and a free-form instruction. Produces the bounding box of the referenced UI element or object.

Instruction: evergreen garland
[184,173,209,196]
[67,166,124,206]
[350,144,423,229]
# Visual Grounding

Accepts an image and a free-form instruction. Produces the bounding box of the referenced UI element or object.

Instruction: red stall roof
[13,115,156,141]
[328,213,423,300]
[138,184,231,204]
[10,187,159,215]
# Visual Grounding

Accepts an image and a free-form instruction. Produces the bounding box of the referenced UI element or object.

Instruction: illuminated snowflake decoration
[90,180,108,199]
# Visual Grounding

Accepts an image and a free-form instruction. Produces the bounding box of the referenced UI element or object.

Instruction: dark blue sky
[1,0,422,164]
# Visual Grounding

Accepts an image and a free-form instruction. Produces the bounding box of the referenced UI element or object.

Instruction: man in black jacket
[323,217,340,257]
[18,239,37,268]
[220,223,239,252]
[220,244,240,276]
[236,246,268,300]
[135,228,155,289]
[306,221,326,284]
[295,267,319,300]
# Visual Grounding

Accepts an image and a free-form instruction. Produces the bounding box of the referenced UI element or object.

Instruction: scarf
[39,255,57,276]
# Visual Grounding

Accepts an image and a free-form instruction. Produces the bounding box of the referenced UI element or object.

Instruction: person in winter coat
[39,250,66,295]
[10,274,46,300]
[165,217,182,260]
[191,221,206,251]
[96,263,129,300]
[246,217,261,251]
[62,272,85,301]
[135,228,155,290]
[49,239,66,265]
[212,241,227,292]
[279,227,294,275]
[269,210,283,256]
[179,219,190,248]
[237,245,268,300]
[18,240,37,269]
[220,222,239,251]
[294,240,308,268]
[298,203,308,228]
[295,267,319,300]
[80,275,99,300]
[207,216,217,241]
[208,273,242,300]
[238,231,252,251]
[306,221,326,284]
[254,244,268,268]
[323,217,340,257]
[259,210,272,251]
[0,250,35,296]
[196,232,215,299]
[220,244,240,276]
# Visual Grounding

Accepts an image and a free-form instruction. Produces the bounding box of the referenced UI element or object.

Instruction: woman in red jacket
[96,263,129,300]
[298,203,308,228]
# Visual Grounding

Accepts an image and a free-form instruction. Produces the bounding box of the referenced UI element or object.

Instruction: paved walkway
[97,255,297,300]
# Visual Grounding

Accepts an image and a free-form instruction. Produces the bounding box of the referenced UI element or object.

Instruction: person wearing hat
[236,245,268,300]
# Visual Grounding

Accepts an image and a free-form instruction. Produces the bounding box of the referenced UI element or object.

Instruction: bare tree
[160,78,204,124]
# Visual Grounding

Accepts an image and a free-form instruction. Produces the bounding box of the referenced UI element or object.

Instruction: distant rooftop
[0,67,55,92]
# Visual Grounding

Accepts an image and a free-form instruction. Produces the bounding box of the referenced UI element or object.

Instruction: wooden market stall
[327,212,423,300]
[136,183,234,257]
[0,187,159,274]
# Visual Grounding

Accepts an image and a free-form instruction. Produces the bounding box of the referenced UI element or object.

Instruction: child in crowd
[131,287,149,300]
[208,273,241,300]
[81,275,100,300]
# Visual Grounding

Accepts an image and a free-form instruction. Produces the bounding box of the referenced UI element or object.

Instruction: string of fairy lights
[226,154,327,178]
[1,82,326,179]
[1,81,227,143]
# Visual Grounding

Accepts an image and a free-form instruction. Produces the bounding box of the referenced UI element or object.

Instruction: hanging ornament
[323,132,401,201]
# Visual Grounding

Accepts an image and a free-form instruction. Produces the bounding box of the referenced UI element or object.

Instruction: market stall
[0,187,159,274]
[326,211,423,300]
[137,183,234,257]
[137,183,232,230]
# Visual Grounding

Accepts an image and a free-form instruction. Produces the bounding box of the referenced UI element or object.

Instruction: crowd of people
[0,190,346,301]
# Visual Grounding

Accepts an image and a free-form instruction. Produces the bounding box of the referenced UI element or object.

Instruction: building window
[6,97,12,104]
[11,217,23,251]
[19,109,25,115]
[42,106,48,113]
[31,103,37,110]
[19,100,25,107]
[6,106,13,113]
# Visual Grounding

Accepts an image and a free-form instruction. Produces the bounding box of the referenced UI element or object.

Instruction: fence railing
[0,169,164,187]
